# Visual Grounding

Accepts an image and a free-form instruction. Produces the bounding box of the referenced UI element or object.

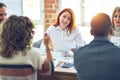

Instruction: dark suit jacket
[74,37,120,80]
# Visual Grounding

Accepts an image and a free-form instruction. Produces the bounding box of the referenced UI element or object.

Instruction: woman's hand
[44,33,50,48]
[43,33,53,61]
[43,33,53,51]
[71,48,76,52]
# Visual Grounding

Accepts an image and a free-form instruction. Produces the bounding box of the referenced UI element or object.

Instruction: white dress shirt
[44,25,85,52]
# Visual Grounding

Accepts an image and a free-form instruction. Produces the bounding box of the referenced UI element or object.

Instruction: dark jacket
[74,37,120,80]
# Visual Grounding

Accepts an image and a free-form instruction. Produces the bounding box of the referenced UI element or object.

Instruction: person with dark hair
[74,13,120,80]
[0,2,7,23]
[0,15,53,79]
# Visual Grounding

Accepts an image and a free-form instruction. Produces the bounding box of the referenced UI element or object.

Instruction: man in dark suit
[74,13,120,80]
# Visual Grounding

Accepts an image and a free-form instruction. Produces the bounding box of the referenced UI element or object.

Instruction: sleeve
[33,48,53,75]
[45,25,54,35]
[35,50,45,70]
[39,26,54,51]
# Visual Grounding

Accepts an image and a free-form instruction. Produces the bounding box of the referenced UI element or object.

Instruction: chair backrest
[33,39,42,48]
[0,64,37,80]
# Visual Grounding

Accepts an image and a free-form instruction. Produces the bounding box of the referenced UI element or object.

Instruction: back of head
[0,15,34,58]
[91,13,112,37]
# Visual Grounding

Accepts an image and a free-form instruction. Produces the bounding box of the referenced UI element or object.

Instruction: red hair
[53,8,76,34]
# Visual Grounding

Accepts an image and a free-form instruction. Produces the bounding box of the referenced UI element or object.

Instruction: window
[0,0,23,16]
[22,0,44,42]
[23,0,44,24]
[0,0,44,42]
[61,0,120,27]
[61,0,120,44]
[84,0,120,26]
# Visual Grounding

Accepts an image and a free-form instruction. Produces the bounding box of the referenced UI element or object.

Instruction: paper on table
[53,41,76,52]
[52,51,74,67]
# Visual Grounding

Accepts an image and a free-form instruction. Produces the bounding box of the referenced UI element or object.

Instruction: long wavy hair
[53,8,76,34]
[112,6,120,29]
[0,15,34,58]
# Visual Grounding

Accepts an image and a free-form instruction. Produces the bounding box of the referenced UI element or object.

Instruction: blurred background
[0,0,120,44]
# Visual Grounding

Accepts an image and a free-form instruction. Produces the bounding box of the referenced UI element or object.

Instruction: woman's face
[114,11,120,27]
[59,11,71,30]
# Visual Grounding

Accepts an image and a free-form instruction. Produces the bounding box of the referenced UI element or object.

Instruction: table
[53,51,77,80]
[53,65,77,80]
[40,50,77,80]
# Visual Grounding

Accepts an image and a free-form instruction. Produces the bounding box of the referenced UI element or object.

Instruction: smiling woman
[41,8,85,52]
[60,0,81,26]
[111,6,120,37]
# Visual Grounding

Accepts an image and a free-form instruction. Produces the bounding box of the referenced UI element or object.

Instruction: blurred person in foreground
[74,13,120,80]
[0,2,7,23]
[0,15,53,80]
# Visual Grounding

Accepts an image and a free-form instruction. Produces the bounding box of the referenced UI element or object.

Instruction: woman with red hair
[44,8,85,52]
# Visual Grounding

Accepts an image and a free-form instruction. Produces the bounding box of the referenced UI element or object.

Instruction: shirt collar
[55,25,68,32]
[93,37,109,41]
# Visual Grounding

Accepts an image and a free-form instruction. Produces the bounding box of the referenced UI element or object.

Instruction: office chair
[0,64,37,80]
[33,39,42,48]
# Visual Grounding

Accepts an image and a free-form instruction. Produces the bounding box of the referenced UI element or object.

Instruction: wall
[44,0,59,31]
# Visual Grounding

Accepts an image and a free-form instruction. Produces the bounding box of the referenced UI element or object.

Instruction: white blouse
[45,25,85,52]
